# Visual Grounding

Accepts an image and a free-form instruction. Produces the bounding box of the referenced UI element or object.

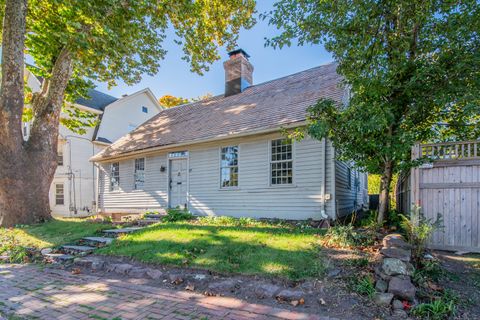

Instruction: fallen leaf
[319,298,326,305]
[298,298,305,305]
[185,284,195,291]
[290,300,299,307]
[71,268,81,275]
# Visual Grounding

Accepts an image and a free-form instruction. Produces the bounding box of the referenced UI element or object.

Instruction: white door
[169,159,188,209]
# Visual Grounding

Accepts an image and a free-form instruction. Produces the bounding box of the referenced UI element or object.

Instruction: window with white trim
[110,162,120,191]
[134,158,145,190]
[270,139,293,185]
[57,151,64,166]
[220,146,238,188]
[55,183,64,205]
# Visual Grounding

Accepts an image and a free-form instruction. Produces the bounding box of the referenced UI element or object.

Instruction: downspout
[320,138,329,219]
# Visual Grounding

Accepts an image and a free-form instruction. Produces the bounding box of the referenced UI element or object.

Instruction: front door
[169,159,188,209]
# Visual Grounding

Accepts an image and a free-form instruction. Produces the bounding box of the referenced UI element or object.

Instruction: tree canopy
[267,0,480,221]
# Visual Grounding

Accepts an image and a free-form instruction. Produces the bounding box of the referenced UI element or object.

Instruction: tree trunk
[377,160,394,224]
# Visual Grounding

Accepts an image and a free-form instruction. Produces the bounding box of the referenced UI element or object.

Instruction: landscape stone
[392,299,404,310]
[373,292,394,306]
[327,268,341,278]
[254,284,280,299]
[382,258,411,276]
[73,258,93,268]
[40,248,53,256]
[375,279,388,292]
[380,247,411,262]
[388,276,416,301]
[207,280,237,295]
[169,274,184,285]
[392,309,408,318]
[82,237,114,246]
[276,289,304,302]
[194,274,207,280]
[111,263,133,275]
[129,267,147,278]
[382,234,411,249]
[375,266,392,282]
[61,245,96,254]
[146,269,163,280]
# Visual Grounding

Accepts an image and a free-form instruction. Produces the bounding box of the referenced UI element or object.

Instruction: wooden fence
[396,140,480,252]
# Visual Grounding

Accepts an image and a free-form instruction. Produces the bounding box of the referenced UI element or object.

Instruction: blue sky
[94,1,332,100]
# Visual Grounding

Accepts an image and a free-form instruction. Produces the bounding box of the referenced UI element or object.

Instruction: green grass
[0,218,111,248]
[97,221,326,280]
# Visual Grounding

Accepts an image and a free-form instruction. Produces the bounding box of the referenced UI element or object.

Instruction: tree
[267,0,480,222]
[159,93,213,108]
[0,0,255,227]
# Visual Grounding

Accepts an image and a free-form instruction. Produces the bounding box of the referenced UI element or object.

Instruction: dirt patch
[434,251,480,319]
[57,253,393,319]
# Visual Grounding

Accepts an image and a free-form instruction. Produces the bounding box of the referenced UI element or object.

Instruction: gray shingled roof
[75,89,118,111]
[92,63,344,161]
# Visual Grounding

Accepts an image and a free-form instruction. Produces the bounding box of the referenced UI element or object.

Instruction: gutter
[91,121,307,163]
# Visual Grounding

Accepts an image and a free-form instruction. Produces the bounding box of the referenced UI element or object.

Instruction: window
[142,106,148,113]
[134,158,145,190]
[110,162,120,191]
[347,167,352,189]
[220,146,238,188]
[270,139,293,185]
[55,184,64,205]
[57,151,64,166]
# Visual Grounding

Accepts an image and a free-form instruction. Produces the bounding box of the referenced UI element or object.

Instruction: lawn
[97,220,326,280]
[0,218,111,248]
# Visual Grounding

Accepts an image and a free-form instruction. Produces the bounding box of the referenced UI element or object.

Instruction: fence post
[410,144,421,215]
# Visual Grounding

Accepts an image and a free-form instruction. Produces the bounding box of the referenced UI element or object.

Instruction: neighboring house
[91,49,368,220]
[24,71,163,217]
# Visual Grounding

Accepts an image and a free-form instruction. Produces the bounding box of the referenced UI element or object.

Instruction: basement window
[270,139,293,185]
[110,162,120,191]
[220,146,239,188]
[55,184,64,205]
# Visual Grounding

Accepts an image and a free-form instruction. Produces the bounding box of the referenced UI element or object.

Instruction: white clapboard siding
[98,132,340,219]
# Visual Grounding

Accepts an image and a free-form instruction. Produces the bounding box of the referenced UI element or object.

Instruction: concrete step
[137,219,161,226]
[103,227,144,237]
[80,237,114,247]
[61,245,96,255]
[144,214,164,220]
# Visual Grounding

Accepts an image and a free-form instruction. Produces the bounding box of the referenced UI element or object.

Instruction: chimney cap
[228,48,250,59]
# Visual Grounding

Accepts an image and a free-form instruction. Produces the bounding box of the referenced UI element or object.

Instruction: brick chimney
[223,49,253,97]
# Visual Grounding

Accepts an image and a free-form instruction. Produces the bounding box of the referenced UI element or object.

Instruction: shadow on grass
[97,223,326,281]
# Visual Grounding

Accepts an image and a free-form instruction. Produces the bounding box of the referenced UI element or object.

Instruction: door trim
[168,156,189,209]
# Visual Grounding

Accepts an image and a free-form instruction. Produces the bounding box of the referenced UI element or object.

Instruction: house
[24,71,163,217]
[91,50,368,220]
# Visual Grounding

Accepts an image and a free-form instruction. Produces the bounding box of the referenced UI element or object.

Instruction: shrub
[196,216,264,227]
[163,208,194,222]
[348,274,376,298]
[400,206,443,262]
[321,223,376,248]
[412,299,456,320]
[0,230,30,263]
[413,259,445,285]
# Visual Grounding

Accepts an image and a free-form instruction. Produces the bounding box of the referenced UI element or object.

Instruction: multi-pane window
[271,139,293,185]
[110,162,120,191]
[57,151,64,166]
[55,184,64,205]
[134,158,145,190]
[220,146,238,188]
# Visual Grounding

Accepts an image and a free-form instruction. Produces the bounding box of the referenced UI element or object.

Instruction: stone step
[80,237,114,247]
[103,227,144,237]
[144,214,164,220]
[61,245,96,255]
[137,219,162,226]
[43,253,75,263]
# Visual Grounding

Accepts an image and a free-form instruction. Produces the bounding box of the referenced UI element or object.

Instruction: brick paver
[0,264,337,320]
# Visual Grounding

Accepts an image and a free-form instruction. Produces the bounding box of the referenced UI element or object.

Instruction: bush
[163,208,194,222]
[400,206,443,262]
[196,216,264,227]
[412,298,456,320]
[348,274,376,298]
[0,230,30,263]
[321,223,376,248]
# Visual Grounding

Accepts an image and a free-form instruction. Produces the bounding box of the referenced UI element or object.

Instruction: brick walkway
[0,264,336,320]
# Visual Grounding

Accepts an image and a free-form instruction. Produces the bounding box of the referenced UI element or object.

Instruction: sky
[94,1,333,100]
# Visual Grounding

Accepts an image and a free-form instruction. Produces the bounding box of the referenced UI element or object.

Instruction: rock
[392,309,408,318]
[392,299,404,310]
[129,268,146,278]
[254,284,280,299]
[169,274,184,285]
[380,247,411,262]
[194,274,207,280]
[327,268,341,278]
[276,289,304,302]
[41,248,53,256]
[382,234,411,249]
[110,264,133,275]
[382,258,411,276]
[73,258,93,268]
[146,269,163,280]
[374,292,394,307]
[375,266,392,282]
[375,279,388,293]
[206,280,237,295]
[91,259,105,271]
[388,276,416,301]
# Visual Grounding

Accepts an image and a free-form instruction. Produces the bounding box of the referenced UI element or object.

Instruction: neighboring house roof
[75,89,118,111]
[92,62,344,161]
